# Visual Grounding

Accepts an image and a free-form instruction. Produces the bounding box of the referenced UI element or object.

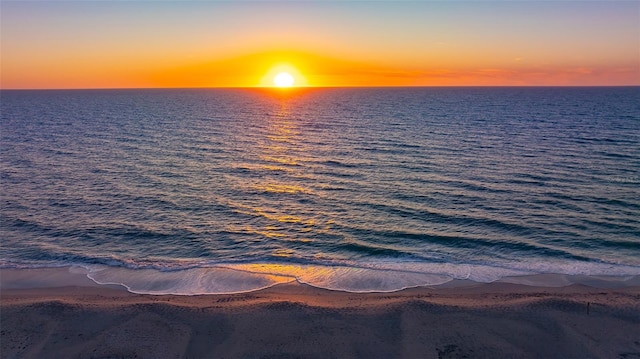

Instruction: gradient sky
[1,1,638,88]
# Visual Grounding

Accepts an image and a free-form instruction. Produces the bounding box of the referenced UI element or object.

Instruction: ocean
[1,87,639,294]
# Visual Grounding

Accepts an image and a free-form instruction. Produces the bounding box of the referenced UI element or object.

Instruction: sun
[259,64,307,88]
[273,72,295,87]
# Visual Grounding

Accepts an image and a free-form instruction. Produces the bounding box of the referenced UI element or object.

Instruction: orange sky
[1,1,638,89]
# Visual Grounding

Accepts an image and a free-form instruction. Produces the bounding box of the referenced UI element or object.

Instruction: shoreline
[2,268,639,358]
[2,265,639,296]
[3,279,640,309]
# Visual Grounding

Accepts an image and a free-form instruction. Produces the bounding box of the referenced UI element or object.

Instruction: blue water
[1,87,639,293]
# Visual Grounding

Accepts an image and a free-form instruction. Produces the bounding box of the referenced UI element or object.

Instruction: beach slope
[1,281,639,359]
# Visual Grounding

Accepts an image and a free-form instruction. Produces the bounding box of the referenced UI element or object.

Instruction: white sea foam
[75,259,640,295]
[225,263,453,293]
[1,261,639,294]
[86,265,294,295]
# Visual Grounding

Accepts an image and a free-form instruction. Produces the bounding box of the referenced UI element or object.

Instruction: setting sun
[274,72,294,87]
[260,63,307,88]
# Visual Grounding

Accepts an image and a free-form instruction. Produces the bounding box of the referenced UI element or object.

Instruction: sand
[1,271,639,359]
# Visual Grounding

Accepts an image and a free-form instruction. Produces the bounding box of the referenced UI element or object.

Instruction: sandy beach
[1,269,639,359]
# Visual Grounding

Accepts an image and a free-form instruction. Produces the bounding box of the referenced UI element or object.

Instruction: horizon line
[2,84,639,91]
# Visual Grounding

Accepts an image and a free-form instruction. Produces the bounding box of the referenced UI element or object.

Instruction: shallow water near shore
[2,266,639,295]
[1,87,639,294]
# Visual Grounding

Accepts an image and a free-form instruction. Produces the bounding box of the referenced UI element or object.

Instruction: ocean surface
[1,87,639,294]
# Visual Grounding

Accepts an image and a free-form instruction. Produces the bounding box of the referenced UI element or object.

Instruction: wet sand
[1,273,639,359]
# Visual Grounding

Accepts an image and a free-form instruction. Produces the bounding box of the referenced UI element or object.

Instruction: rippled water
[1,87,639,293]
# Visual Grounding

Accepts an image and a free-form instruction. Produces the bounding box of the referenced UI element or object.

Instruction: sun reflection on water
[222,93,335,259]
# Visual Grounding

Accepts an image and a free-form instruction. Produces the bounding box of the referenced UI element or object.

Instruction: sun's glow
[273,72,295,87]
[260,63,307,88]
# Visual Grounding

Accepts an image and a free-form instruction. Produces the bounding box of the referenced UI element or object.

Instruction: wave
[2,258,639,295]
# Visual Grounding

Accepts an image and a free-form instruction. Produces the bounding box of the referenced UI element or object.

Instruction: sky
[1,1,638,88]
